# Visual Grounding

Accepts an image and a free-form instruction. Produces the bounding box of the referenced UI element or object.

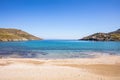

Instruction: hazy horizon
[0,0,120,39]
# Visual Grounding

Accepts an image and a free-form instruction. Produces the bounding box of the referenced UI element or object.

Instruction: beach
[0,0,120,80]
[0,55,120,80]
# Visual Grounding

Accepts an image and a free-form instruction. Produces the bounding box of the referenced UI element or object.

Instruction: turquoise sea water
[0,40,120,59]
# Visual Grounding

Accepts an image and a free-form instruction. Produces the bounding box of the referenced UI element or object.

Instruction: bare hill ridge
[0,28,42,41]
[80,29,120,41]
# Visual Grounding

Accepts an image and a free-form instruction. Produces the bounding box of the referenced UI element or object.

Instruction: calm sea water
[0,40,120,59]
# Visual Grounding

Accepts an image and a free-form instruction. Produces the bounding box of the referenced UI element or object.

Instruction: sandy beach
[0,55,120,80]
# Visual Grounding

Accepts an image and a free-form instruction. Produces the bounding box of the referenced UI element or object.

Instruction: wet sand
[0,55,120,80]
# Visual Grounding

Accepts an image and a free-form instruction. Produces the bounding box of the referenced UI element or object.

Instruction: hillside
[80,29,120,41]
[0,28,42,41]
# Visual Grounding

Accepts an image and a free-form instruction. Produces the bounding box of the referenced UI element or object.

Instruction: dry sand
[0,55,120,80]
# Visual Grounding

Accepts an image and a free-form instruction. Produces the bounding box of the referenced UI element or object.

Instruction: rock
[0,28,42,42]
[80,29,120,41]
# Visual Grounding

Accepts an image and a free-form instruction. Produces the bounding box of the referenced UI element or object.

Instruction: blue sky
[0,0,120,39]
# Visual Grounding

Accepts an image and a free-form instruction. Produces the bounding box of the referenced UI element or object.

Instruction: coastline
[0,55,120,80]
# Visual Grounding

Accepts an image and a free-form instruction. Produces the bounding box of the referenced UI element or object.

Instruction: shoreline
[0,55,120,80]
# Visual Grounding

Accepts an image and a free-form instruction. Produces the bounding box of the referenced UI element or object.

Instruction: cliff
[80,29,120,41]
[0,28,42,41]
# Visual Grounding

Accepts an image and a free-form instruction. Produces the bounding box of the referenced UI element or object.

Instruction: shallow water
[0,40,120,58]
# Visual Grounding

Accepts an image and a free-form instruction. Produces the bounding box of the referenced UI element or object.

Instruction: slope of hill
[0,28,42,41]
[80,29,120,41]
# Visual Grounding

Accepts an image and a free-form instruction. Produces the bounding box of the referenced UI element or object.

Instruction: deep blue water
[0,40,120,58]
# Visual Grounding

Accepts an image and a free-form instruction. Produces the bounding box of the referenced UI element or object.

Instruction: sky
[0,0,120,39]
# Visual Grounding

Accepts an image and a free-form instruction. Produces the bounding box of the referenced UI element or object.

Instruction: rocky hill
[0,28,42,41]
[80,29,120,41]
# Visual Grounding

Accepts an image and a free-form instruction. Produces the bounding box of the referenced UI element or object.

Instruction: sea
[0,40,120,59]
